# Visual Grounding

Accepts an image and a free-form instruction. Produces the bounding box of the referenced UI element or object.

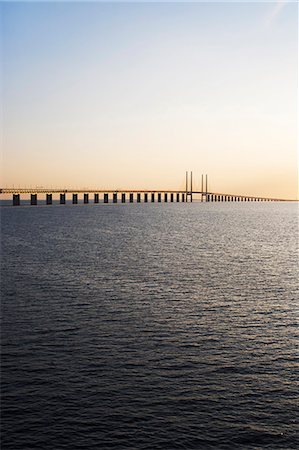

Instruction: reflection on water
[1,203,298,449]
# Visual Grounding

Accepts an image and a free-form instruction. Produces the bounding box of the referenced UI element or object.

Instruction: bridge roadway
[0,188,291,205]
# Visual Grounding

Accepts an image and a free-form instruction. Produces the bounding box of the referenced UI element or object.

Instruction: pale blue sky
[2,1,298,197]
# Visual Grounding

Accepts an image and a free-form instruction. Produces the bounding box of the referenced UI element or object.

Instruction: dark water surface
[1,203,298,449]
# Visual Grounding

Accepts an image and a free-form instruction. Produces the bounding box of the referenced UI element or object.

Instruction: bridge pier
[31,194,37,205]
[13,194,20,206]
[7,188,287,207]
[46,194,52,205]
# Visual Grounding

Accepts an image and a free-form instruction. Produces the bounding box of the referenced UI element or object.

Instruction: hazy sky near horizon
[1,1,298,198]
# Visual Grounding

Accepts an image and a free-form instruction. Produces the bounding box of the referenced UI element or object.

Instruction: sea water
[1,202,298,449]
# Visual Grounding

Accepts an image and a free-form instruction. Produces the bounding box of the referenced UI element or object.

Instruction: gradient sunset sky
[2,1,298,198]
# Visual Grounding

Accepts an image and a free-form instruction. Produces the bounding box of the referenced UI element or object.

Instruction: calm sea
[1,202,298,449]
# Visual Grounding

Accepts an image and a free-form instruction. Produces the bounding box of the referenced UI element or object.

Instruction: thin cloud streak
[265,0,289,28]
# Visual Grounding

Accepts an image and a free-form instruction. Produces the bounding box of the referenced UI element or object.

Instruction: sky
[1,1,298,198]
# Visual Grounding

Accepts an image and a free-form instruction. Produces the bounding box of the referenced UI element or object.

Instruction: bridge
[0,173,293,205]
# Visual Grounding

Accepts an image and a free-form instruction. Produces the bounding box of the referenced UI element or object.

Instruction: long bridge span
[0,173,293,205]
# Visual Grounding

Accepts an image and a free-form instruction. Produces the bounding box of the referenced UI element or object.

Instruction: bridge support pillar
[84,193,89,204]
[170,193,174,202]
[164,193,168,202]
[144,193,148,203]
[121,193,126,203]
[13,194,20,206]
[137,193,141,203]
[72,194,78,204]
[46,194,52,205]
[31,194,37,205]
[129,193,134,203]
[104,193,109,203]
[60,193,66,204]
[151,193,155,202]
[158,193,161,202]
[113,193,117,203]
[94,193,99,203]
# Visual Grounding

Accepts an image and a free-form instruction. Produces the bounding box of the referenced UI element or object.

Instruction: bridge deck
[0,188,293,202]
